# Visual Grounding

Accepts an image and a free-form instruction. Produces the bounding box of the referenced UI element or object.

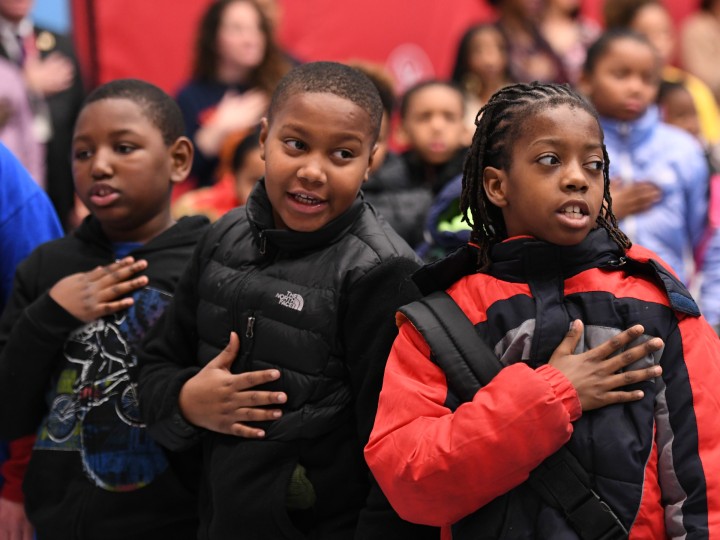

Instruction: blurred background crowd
[2,0,720,535]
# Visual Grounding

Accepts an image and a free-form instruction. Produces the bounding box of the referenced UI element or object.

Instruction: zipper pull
[259,232,267,255]
[246,316,255,339]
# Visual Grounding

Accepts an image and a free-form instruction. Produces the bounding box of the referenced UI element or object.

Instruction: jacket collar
[487,228,625,283]
[73,214,209,256]
[599,105,659,149]
[246,179,364,255]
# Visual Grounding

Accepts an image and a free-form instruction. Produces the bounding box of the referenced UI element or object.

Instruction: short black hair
[81,79,185,146]
[461,82,631,270]
[231,126,262,173]
[399,80,465,120]
[349,61,397,118]
[583,29,657,77]
[657,79,690,105]
[267,61,383,143]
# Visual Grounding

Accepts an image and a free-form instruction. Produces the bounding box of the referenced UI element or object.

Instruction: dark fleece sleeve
[342,256,440,540]
[137,242,205,451]
[0,252,82,439]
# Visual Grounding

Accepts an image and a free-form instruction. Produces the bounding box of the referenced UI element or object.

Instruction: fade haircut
[460,81,631,270]
[81,79,185,146]
[583,29,658,77]
[267,61,384,143]
[399,80,465,120]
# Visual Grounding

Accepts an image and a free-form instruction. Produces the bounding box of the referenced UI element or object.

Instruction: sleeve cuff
[25,293,82,340]
[536,364,582,422]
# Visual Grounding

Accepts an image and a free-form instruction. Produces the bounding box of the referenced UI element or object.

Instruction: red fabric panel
[70,0,700,97]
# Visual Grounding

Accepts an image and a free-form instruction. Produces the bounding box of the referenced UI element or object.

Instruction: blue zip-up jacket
[600,105,709,284]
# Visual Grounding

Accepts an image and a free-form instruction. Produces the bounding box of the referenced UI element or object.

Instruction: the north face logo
[276,291,304,311]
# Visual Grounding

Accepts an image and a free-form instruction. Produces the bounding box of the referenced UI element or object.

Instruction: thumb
[206,332,240,370]
[553,320,583,358]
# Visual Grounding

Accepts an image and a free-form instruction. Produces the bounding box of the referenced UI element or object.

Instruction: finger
[604,365,662,390]
[598,389,646,406]
[85,257,136,280]
[584,325,645,361]
[229,422,267,439]
[233,406,283,423]
[550,320,583,360]
[605,337,664,371]
[231,389,287,407]
[206,332,241,370]
[98,297,135,316]
[97,275,149,302]
[233,369,282,391]
[96,259,148,286]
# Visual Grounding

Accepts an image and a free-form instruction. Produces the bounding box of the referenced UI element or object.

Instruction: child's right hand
[609,180,662,219]
[49,257,149,322]
[548,320,664,411]
[178,332,287,438]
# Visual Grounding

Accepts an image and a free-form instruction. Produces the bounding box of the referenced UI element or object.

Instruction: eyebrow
[281,122,365,145]
[530,138,603,150]
[73,128,141,143]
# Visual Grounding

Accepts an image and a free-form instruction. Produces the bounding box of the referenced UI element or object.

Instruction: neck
[216,60,251,85]
[100,210,175,245]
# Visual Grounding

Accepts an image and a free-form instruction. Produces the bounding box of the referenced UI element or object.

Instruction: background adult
[176,0,291,189]
[680,0,720,106]
[0,0,84,230]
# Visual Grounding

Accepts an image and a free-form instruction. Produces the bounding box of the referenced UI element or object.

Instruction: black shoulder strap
[399,291,628,540]
[399,290,504,401]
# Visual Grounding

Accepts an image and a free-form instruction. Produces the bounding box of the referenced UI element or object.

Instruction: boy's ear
[169,136,194,184]
[363,143,378,183]
[259,117,269,161]
[483,166,508,208]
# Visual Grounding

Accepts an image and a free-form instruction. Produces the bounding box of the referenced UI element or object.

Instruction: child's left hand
[178,332,287,438]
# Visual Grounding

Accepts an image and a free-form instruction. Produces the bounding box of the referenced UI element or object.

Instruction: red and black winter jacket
[366,228,720,539]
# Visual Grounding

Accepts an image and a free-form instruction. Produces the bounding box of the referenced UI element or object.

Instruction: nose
[90,147,113,180]
[297,154,327,184]
[561,162,589,192]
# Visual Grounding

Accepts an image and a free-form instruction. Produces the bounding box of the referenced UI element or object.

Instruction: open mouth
[89,184,120,207]
[558,204,587,220]
[289,192,324,206]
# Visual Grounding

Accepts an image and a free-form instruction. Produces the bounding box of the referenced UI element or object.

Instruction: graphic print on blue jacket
[35,287,172,492]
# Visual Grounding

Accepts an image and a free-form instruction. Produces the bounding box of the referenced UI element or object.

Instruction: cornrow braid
[460,81,631,270]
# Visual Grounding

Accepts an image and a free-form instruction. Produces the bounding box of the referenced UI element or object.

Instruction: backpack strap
[399,291,629,540]
[399,290,504,400]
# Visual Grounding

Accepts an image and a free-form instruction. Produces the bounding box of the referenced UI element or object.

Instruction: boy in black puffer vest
[138,62,438,539]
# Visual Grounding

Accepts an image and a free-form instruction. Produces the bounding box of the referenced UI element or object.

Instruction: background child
[450,23,514,139]
[173,126,264,221]
[365,82,720,538]
[376,80,468,250]
[138,62,437,539]
[579,29,709,286]
[658,80,720,331]
[0,79,209,539]
[604,0,720,146]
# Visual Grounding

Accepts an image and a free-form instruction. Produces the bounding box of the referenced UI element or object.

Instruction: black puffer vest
[193,181,416,539]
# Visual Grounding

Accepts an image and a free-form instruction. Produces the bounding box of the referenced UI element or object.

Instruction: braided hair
[460,81,631,270]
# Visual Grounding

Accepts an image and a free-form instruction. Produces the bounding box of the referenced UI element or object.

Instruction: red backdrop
[71,0,700,96]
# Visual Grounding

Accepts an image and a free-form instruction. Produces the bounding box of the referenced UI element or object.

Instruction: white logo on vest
[276,291,304,311]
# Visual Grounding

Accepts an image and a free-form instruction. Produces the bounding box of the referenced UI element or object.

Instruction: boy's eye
[538,155,559,165]
[286,139,306,151]
[116,143,136,154]
[333,149,354,160]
